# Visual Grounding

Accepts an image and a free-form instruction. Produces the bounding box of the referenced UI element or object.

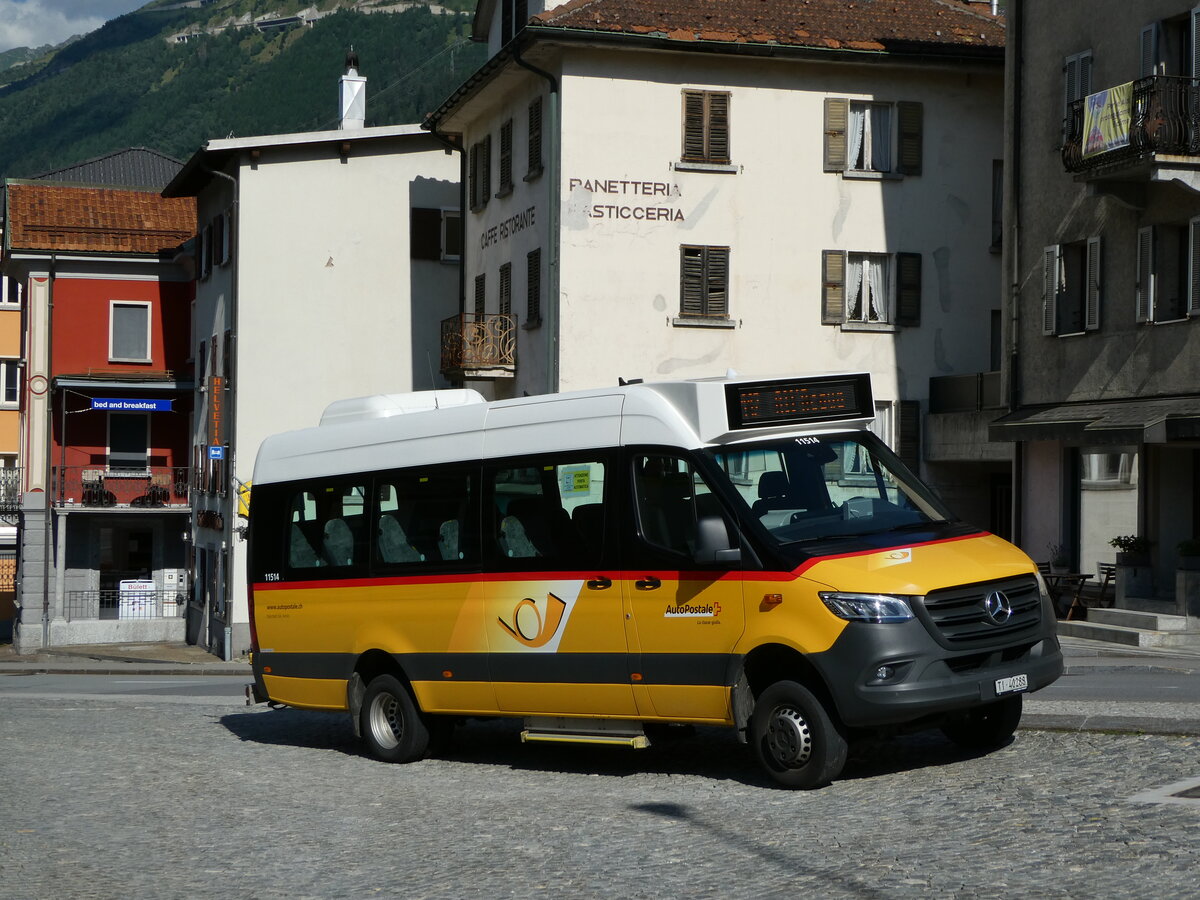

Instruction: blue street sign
[92,398,173,412]
[208,445,226,460]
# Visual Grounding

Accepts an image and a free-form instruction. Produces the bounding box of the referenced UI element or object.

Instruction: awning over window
[988,397,1200,444]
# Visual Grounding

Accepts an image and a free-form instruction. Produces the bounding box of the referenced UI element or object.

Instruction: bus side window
[490,459,606,566]
[633,454,731,558]
[289,491,324,568]
[372,470,476,568]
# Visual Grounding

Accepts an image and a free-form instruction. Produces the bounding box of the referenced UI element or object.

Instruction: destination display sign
[725,374,873,429]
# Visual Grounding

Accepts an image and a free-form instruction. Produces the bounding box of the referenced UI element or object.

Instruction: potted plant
[1046,541,1070,574]
[1178,538,1200,572]
[1109,534,1151,567]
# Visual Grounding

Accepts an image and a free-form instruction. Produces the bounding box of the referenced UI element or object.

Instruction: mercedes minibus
[245,372,1062,788]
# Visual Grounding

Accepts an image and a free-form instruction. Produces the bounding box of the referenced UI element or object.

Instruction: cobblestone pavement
[1,695,1198,899]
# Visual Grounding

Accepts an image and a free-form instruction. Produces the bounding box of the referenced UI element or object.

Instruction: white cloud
[0,1,147,56]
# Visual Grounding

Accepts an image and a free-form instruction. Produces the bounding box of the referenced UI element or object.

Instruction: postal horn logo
[498,592,568,647]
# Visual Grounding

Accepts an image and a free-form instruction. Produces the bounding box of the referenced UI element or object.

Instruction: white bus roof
[252,372,875,486]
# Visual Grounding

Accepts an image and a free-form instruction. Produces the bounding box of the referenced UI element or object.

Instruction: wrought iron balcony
[440,312,516,378]
[53,465,190,509]
[0,467,20,514]
[1063,76,1200,175]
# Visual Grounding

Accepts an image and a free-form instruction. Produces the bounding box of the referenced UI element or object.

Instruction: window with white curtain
[848,102,892,172]
[846,253,889,323]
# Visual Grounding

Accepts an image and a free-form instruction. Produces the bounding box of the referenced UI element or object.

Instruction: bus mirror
[694,516,740,565]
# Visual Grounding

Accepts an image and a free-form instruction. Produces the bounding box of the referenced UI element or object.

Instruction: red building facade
[2,181,196,649]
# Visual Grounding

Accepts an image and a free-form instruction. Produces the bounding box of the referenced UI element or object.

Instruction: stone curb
[1021,713,1200,737]
[0,662,250,676]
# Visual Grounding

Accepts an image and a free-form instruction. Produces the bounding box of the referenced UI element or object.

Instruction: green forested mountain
[0,1,485,181]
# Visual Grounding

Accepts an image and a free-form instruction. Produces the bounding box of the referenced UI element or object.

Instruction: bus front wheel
[360,674,431,763]
[750,680,847,789]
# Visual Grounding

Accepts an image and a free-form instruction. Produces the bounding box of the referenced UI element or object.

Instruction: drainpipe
[42,253,56,647]
[1006,0,1024,546]
[203,164,237,661]
[427,124,467,385]
[513,44,561,395]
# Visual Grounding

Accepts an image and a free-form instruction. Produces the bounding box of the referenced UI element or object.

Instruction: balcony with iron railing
[0,467,20,515]
[1063,75,1200,181]
[440,312,516,379]
[53,465,190,509]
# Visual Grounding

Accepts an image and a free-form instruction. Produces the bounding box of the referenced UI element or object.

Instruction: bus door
[621,451,746,722]
[482,451,635,717]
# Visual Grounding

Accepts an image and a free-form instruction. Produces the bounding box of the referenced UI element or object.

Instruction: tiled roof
[534,0,1004,53]
[4,183,196,255]
[30,147,185,191]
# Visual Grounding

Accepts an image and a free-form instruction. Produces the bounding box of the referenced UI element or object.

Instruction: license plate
[995,674,1028,696]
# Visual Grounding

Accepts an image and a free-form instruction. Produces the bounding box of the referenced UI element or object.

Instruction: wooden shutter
[527,97,543,176]
[1136,227,1153,323]
[897,400,921,472]
[682,91,706,161]
[474,273,486,318]
[707,93,731,164]
[1085,235,1102,330]
[706,247,730,316]
[410,207,441,260]
[469,143,480,209]
[824,98,848,172]
[526,248,541,323]
[1192,7,1200,81]
[896,102,923,175]
[895,252,922,326]
[680,246,705,316]
[499,262,512,316]
[1064,56,1079,118]
[1140,24,1159,78]
[499,119,513,192]
[1079,52,1092,97]
[1189,217,1200,316]
[822,250,845,324]
[1042,245,1060,335]
[481,134,492,202]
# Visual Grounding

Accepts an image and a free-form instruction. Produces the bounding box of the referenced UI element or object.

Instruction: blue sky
[0,1,148,55]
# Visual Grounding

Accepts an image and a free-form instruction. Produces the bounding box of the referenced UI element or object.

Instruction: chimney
[339,49,366,130]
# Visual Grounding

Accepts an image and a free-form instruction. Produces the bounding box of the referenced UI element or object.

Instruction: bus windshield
[705,432,954,548]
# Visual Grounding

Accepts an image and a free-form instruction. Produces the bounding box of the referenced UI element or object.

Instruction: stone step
[1088,608,1190,632]
[1056,620,1200,650]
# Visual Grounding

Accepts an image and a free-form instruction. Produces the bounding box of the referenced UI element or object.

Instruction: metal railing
[53,465,190,508]
[440,312,517,375]
[1063,75,1200,173]
[65,589,186,621]
[0,467,20,514]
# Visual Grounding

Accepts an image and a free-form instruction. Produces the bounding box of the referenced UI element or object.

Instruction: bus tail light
[247,583,260,654]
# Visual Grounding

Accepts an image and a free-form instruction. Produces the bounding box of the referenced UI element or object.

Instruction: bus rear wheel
[360,674,431,763]
[750,680,847,789]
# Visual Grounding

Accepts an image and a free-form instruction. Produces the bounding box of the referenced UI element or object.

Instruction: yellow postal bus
[246,373,1062,788]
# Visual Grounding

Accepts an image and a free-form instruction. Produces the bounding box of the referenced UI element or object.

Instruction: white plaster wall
[549,50,1003,405]
[235,140,459,458]
[193,136,459,637]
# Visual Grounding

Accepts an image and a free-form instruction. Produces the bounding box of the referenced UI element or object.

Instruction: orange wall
[51,278,191,376]
[0,307,21,357]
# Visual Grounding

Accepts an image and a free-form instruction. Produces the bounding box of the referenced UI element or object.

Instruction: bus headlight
[819,592,915,624]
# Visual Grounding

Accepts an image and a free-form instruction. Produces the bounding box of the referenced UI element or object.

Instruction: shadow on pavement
[219,707,995,788]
